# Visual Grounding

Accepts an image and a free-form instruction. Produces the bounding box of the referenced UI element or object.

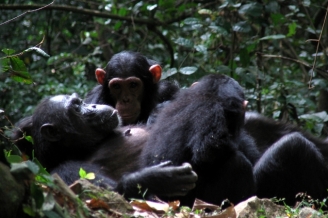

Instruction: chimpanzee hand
[115,161,197,198]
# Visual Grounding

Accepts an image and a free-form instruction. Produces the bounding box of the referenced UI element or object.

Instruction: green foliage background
[1,0,328,140]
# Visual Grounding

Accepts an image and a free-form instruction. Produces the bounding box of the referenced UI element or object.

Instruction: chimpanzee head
[94,51,162,125]
[32,93,121,169]
[190,74,246,137]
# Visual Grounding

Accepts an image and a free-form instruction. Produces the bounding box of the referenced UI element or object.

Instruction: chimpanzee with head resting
[141,74,259,206]
[26,93,197,199]
[12,51,179,159]
[141,73,328,207]
[84,51,179,125]
[245,112,328,204]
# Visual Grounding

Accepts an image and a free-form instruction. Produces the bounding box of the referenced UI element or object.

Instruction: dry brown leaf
[86,198,110,210]
[131,199,180,213]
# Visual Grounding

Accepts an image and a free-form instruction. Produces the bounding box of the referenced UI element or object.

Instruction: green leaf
[198,9,212,15]
[1,48,15,55]
[79,167,87,178]
[179,66,198,75]
[10,160,39,174]
[114,21,122,31]
[25,135,34,144]
[6,155,23,163]
[259,34,286,40]
[31,183,44,209]
[161,68,178,79]
[118,7,127,16]
[287,22,297,37]
[270,13,286,26]
[184,17,201,25]
[24,47,50,58]
[147,4,157,11]
[8,56,32,84]
[233,21,251,33]
[217,65,231,74]
[238,3,262,17]
[174,37,194,48]
[85,172,95,180]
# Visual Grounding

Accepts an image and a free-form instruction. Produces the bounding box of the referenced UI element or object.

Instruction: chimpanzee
[141,74,259,206]
[141,73,328,207]
[12,51,180,157]
[23,93,197,199]
[245,112,328,204]
[84,51,179,125]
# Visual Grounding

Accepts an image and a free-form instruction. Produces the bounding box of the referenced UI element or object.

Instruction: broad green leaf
[302,0,311,7]
[233,21,251,33]
[161,68,178,79]
[26,160,40,174]
[265,1,279,13]
[147,4,157,11]
[174,37,193,48]
[198,9,212,15]
[6,155,22,163]
[238,3,262,17]
[25,135,34,144]
[299,111,328,122]
[217,65,231,74]
[287,22,297,37]
[114,21,122,31]
[31,183,44,209]
[179,66,197,75]
[270,13,286,26]
[1,48,15,55]
[79,167,87,178]
[184,18,201,25]
[85,172,95,180]
[259,34,286,40]
[118,7,127,16]
[11,160,39,174]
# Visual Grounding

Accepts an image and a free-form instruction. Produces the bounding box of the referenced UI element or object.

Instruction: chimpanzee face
[35,94,121,143]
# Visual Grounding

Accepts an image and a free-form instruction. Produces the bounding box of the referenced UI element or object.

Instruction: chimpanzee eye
[112,84,121,89]
[130,82,138,88]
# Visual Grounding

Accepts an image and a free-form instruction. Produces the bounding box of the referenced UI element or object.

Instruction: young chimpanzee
[141,74,259,206]
[84,51,179,125]
[245,112,328,204]
[25,94,197,199]
[141,74,328,207]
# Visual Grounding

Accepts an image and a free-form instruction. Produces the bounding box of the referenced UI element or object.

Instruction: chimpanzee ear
[149,64,162,83]
[243,101,248,110]
[95,68,106,85]
[40,124,62,142]
[190,82,199,87]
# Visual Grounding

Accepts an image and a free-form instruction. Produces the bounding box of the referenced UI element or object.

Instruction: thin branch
[0,4,165,26]
[257,53,328,79]
[0,1,55,26]
[307,5,328,88]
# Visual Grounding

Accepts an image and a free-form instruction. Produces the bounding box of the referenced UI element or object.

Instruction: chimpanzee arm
[115,161,197,198]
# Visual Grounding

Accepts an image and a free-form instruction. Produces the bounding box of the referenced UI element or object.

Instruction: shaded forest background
[1,0,328,142]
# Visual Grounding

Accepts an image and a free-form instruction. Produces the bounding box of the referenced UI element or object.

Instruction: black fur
[141,74,258,206]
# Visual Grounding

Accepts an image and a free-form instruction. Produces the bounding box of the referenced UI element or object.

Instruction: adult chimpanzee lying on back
[141,74,328,207]
[26,93,197,199]
[245,112,328,203]
[84,51,179,125]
